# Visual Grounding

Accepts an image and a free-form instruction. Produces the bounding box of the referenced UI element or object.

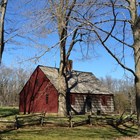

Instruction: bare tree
[46,0,85,115]
[0,65,30,106]
[100,76,118,92]
[79,0,140,134]
[0,0,8,63]
[101,76,135,113]
[45,0,117,116]
[15,0,111,116]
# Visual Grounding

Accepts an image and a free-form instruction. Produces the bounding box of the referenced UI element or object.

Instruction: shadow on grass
[0,128,15,134]
[107,120,137,137]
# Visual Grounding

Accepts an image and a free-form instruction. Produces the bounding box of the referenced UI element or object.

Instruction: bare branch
[66,0,76,26]
[66,26,80,60]
[19,26,79,63]
[125,0,130,4]
[103,0,117,43]
[94,25,133,49]
[94,29,136,78]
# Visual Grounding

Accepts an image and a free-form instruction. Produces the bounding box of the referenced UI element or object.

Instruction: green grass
[0,107,19,118]
[0,125,136,140]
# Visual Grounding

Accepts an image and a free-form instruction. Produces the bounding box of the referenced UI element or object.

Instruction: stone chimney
[66,60,73,73]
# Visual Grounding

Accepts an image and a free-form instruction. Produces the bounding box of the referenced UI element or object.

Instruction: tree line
[0,65,30,106]
[101,76,135,114]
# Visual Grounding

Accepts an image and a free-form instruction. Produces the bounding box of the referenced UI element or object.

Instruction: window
[101,96,108,106]
[46,94,49,104]
[70,94,75,105]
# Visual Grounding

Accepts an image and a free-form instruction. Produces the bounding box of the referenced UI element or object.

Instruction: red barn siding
[19,66,58,114]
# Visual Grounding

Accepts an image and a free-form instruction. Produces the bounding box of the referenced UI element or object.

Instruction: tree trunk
[136,79,140,134]
[133,17,140,134]
[58,73,67,116]
[0,0,8,63]
[57,40,68,116]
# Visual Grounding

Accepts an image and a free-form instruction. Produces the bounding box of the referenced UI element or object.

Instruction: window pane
[46,94,49,104]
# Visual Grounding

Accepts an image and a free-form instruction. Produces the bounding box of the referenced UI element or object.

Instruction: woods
[0,65,30,106]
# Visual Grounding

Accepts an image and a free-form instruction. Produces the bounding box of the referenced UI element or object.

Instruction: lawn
[0,106,19,118]
[0,107,138,140]
[0,125,136,140]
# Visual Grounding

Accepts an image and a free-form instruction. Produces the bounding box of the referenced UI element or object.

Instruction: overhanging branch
[66,25,82,60]
[94,29,136,78]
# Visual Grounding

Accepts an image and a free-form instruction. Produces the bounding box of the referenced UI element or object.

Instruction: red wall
[19,66,58,114]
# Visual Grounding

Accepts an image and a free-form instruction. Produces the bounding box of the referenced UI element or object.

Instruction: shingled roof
[39,65,112,95]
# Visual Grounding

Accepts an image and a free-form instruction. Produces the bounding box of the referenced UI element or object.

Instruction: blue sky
[3,40,134,80]
[2,0,135,80]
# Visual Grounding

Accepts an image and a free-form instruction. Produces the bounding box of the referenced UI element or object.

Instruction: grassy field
[0,107,138,140]
[0,125,130,140]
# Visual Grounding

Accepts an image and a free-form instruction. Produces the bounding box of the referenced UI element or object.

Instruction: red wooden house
[19,65,114,114]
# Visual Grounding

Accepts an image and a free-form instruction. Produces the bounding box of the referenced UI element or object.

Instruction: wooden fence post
[87,115,92,125]
[15,115,19,129]
[40,115,44,126]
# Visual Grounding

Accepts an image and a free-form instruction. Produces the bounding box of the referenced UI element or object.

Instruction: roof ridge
[38,65,93,74]
[38,65,58,70]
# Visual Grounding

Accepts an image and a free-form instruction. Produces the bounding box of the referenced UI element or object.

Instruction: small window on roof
[46,94,49,104]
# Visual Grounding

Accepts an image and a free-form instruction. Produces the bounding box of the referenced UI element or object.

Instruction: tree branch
[66,26,80,60]
[94,29,136,78]
[20,27,79,63]
[66,0,76,27]
[103,0,117,43]
[93,25,133,49]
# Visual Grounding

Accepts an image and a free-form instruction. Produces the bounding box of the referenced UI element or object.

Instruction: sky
[2,40,134,80]
[1,0,135,80]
